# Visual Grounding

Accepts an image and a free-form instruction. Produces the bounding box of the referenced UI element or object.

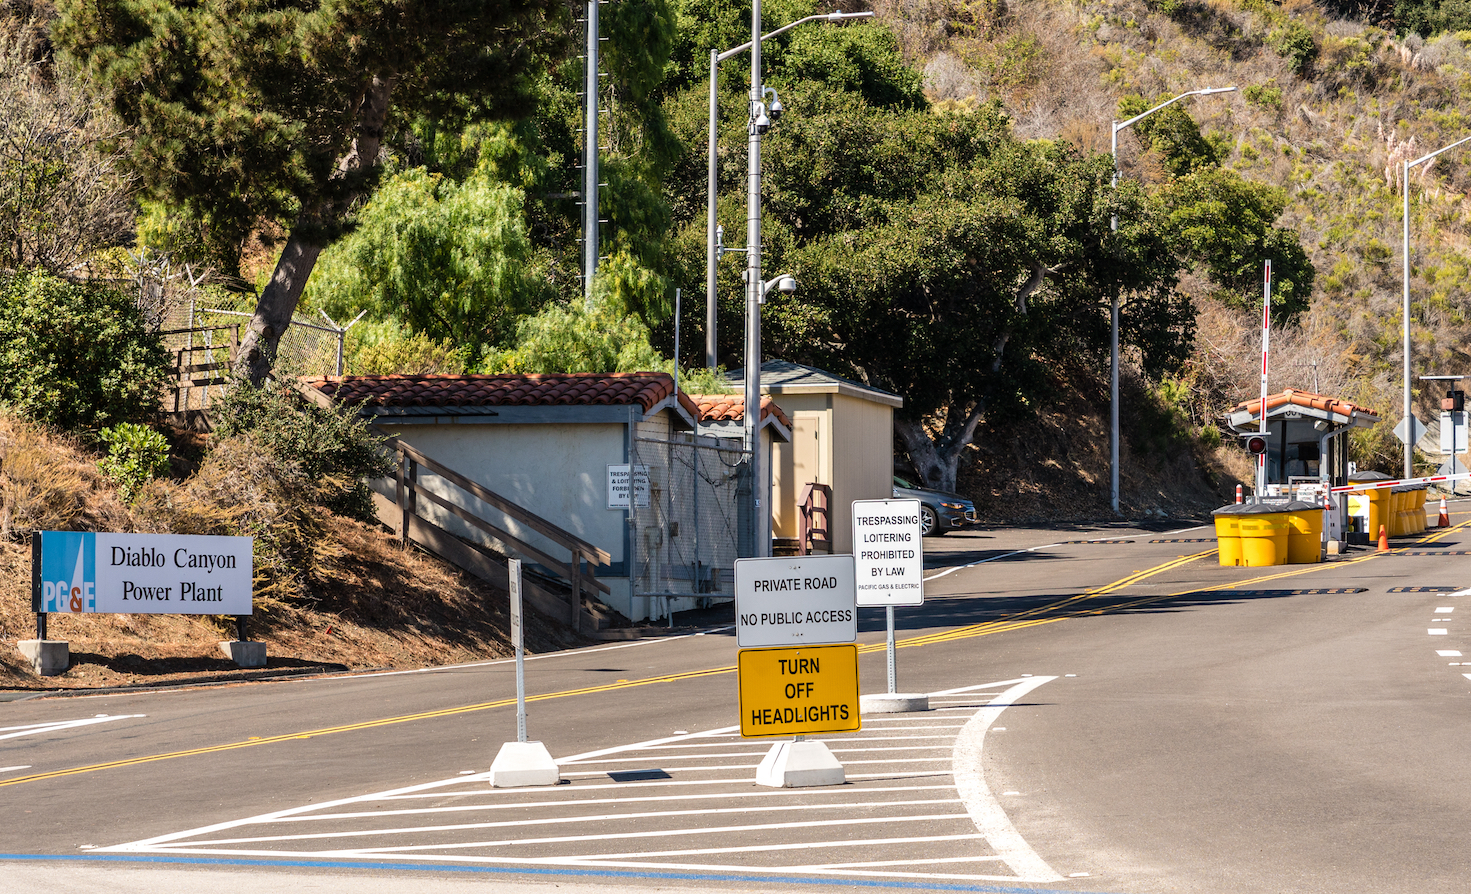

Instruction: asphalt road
[4,505,1471,894]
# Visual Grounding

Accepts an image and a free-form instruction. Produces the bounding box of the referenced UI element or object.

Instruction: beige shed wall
[768,392,893,554]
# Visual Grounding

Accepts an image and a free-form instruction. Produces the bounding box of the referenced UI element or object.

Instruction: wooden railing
[160,324,240,413]
[799,482,833,555]
[375,435,614,635]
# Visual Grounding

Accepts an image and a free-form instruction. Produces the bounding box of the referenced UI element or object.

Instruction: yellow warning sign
[738,643,861,738]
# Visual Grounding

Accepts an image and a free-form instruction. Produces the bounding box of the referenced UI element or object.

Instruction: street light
[705,9,872,369]
[1402,134,1471,477]
[1108,86,1235,513]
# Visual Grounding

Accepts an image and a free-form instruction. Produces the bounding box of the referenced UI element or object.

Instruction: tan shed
[729,361,903,555]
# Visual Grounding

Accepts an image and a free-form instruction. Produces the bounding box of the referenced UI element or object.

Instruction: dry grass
[0,414,582,691]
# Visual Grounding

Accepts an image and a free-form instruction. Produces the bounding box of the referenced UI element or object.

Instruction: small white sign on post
[606,464,651,509]
[852,499,924,607]
[735,554,856,648]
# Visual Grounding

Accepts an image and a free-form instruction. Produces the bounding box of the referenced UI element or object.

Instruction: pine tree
[55,0,565,382]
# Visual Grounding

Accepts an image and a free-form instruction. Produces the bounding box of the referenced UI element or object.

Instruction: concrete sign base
[218,640,267,668]
[860,692,929,713]
[18,639,68,676]
[755,739,845,788]
[489,740,561,788]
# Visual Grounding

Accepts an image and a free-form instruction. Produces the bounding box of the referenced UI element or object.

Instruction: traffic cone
[1439,497,1450,528]
[1378,525,1390,551]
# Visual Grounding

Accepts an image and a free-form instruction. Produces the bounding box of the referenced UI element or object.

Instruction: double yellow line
[8,520,1468,789]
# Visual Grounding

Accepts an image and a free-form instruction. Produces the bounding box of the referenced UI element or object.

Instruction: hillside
[878,0,1471,482]
[0,415,585,691]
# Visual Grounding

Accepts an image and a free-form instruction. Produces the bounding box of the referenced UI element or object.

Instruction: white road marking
[0,714,145,741]
[0,766,33,773]
[1464,674,1471,682]
[952,677,1064,883]
[923,524,1207,582]
[104,675,1064,884]
[1430,629,1449,635]
[1437,650,1462,656]
[1437,607,1455,613]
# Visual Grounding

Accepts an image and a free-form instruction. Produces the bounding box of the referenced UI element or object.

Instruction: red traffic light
[1245,435,1268,455]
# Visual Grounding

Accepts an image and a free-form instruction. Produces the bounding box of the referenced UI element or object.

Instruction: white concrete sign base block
[489,740,561,788]
[218,640,266,668]
[18,639,68,676]
[861,692,929,713]
[755,739,846,788]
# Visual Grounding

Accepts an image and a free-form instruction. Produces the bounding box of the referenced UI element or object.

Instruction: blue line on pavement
[0,853,1122,894]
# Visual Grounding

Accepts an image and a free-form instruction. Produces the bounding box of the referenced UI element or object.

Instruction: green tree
[752,95,1186,492]
[55,0,565,384]
[0,268,170,430]
[305,127,545,366]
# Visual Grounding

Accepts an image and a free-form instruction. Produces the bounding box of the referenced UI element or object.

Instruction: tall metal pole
[1404,157,1413,479]
[1110,125,1120,514]
[1107,87,1235,514]
[1401,134,1471,478]
[743,0,765,558]
[706,49,721,368]
[583,0,600,306]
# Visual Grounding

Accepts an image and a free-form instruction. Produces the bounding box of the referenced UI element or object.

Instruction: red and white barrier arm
[1329,471,1471,493]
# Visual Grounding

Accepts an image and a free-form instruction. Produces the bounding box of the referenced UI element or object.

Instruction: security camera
[774,274,797,293]
[752,102,771,135]
[764,86,784,123]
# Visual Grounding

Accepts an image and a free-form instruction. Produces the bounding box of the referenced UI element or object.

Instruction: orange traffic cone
[1439,497,1450,528]
[1378,525,1390,551]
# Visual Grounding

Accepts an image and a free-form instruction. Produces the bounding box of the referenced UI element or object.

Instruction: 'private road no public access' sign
[734,554,856,648]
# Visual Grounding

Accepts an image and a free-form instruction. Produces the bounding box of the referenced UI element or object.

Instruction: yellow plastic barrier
[1239,511,1289,567]
[1367,488,1389,541]
[1213,505,1245,566]
[1284,501,1323,564]
[1415,489,1427,533]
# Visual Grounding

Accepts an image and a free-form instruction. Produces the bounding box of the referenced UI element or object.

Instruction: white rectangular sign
[1441,411,1467,455]
[852,498,924,606]
[606,464,650,508]
[37,531,254,615]
[735,554,856,648]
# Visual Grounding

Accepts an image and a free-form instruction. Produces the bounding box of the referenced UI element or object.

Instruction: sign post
[852,499,928,713]
[736,554,857,787]
[489,558,560,787]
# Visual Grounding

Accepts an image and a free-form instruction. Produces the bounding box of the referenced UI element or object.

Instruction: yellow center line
[9,520,1468,788]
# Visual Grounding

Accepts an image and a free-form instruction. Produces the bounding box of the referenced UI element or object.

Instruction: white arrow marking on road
[0,714,145,742]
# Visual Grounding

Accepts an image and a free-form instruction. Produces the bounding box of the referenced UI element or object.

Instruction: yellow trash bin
[1284,500,1323,564]
[1213,503,1247,566]
[1239,507,1289,567]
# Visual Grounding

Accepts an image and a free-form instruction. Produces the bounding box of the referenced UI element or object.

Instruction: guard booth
[1224,389,1381,538]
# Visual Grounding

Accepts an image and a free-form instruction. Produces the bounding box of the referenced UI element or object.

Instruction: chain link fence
[628,423,744,622]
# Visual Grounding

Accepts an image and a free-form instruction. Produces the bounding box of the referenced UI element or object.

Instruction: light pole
[706,10,872,368]
[1402,135,1471,478]
[1109,86,1235,513]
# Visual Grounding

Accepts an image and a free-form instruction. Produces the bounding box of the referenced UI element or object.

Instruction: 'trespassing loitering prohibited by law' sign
[33,531,254,615]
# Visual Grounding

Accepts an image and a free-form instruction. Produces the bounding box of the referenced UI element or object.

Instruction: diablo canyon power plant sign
[34,531,254,615]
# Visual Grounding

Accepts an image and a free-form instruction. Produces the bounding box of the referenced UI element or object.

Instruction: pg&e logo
[39,532,96,613]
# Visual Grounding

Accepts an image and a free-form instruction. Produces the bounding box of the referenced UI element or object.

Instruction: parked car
[892,475,977,536]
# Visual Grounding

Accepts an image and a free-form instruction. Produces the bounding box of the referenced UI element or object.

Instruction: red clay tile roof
[302,372,702,418]
[1230,389,1379,420]
[687,394,792,429]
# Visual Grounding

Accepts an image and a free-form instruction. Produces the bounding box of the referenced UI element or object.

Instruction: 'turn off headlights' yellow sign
[738,643,861,738]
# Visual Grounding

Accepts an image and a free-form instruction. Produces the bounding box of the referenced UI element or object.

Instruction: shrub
[97,423,170,503]
[0,269,171,430]
[210,378,393,522]
[1271,21,1319,75]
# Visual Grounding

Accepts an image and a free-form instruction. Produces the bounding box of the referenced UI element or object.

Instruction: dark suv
[892,475,977,536]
